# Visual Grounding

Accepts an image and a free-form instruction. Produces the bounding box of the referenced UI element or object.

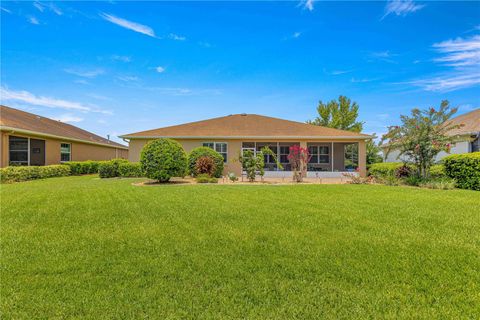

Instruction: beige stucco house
[0,105,128,167]
[120,114,372,177]
[383,108,480,163]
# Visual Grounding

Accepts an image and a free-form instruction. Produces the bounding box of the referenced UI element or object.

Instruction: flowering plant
[382,101,462,179]
[287,145,311,182]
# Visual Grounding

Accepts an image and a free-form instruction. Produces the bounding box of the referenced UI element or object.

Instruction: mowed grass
[1,176,479,319]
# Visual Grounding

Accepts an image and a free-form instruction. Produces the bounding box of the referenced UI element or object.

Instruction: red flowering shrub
[287,145,311,182]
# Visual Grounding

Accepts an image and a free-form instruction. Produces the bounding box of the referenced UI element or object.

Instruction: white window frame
[307,145,330,164]
[60,143,72,162]
[203,142,228,163]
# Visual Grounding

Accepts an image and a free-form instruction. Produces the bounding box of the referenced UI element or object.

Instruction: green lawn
[1,176,479,319]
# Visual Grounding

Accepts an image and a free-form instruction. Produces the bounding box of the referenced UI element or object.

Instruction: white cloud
[51,114,84,123]
[64,68,105,78]
[100,13,155,38]
[111,55,131,62]
[117,75,139,82]
[369,50,398,63]
[408,34,480,92]
[408,72,480,92]
[351,77,377,83]
[49,4,62,16]
[0,87,110,114]
[155,66,165,73]
[382,0,424,19]
[87,93,112,101]
[292,32,302,38]
[28,17,40,25]
[33,2,45,12]
[74,79,90,85]
[433,35,480,67]
[169,33,186,41]
[299,0,315,11]
[198,41,212,48]
[1,7,12,14]
[331,70,351,75]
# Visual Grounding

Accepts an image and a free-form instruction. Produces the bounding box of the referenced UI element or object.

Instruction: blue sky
[1,1,479,143]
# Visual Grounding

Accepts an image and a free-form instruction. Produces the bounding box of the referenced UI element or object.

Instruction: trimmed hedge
[98,158,129,178]
[118,162,144,177]
[140,138,187,182]
[0,165,71,183]
[188,147,224,178]
[430,164,446,179]
[63,160,106,175]
[368,162,412,178]
[444,152,480,191]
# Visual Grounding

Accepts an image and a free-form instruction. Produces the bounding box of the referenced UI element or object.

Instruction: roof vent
[241,113,247,116]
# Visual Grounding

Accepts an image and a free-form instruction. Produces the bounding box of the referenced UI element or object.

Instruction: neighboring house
[119,113,372,177]
[0,105,128,167]
[383,108,480,163]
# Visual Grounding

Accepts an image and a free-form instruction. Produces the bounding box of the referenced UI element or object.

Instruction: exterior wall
[0,130,128,167]
[0,131,8,168]
[383,140,471,163]
[128,138,368,177]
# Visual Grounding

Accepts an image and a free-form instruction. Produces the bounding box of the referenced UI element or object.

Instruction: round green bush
[188,147,224,178]
[140,139,187,182]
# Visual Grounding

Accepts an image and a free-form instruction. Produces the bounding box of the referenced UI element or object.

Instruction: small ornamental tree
[239,147,282,182]
[287,145,312,182]
[140,138,187,182]
[381,100,462,179]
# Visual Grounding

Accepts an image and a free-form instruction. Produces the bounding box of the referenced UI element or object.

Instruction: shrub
[369,162,413,178]
[188,147,224,178]
[444,152,480,191]
[98,158,128,178]
[195,156,216,177]
[342,173,375,184]
[228,172,238,182]
[0,165,71,183]
[395,165,412,178]
[404,175,424,186]
[63,160,106,175]
[418,178,456,190]
[377,173,400,186]
[196,173,218,183]
[140,139,187,182]
[430,164,446,179]
[118,162,144,177]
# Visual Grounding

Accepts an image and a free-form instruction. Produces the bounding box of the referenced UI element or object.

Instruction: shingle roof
[446,108,480,136]
[120,113,371,139]
[0,105,127,149]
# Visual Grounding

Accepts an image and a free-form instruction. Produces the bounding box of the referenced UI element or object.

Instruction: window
[344,143,358,169]
[308,145,329,164]
[279,145,290,163]
[203,142,227,162]
[9,136,28,165]
[61,143,71,162]
[472,137,480,152]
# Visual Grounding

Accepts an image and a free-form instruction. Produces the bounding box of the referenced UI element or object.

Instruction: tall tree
[366,134,383,165]
[307,95,364,132]
[381,100,461,178]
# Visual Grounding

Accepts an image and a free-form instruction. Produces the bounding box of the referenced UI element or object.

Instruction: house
[383,108,480,163]
[119,113,372,177]
[0,105,128,167]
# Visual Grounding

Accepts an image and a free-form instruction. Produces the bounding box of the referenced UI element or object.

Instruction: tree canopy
[307,95,364,132]
[381,100,461,178]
